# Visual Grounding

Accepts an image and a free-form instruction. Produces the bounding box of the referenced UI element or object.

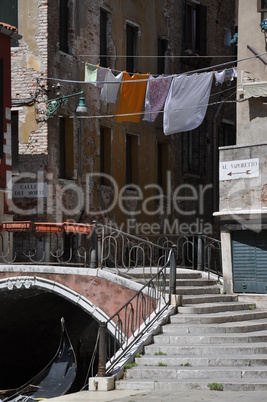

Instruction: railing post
[97,225,102,268]
[197,234,203,271]
[169,245,177,295]
[97,322,107,377]
[90,220,98,268]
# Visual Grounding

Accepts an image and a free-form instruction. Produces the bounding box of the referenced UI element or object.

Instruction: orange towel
[116,72,149,122]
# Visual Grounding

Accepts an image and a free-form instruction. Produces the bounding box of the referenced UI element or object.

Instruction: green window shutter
[0,0,18,47]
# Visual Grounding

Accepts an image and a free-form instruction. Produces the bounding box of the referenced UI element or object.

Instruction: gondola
[1,317,77,402]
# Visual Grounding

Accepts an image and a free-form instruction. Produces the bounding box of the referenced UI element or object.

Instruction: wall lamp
[46,90,87,117]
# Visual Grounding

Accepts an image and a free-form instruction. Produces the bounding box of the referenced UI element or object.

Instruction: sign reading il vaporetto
[219,158,259,181]
[12,182,48,198]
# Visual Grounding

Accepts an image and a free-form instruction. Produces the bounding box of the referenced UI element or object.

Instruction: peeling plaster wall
[12,0,48,150]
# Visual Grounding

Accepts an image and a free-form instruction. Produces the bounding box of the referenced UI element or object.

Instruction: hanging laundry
[163,72,213,135]
[96,66,108,88]
[143,75,172,123]
[116,72,149,122]
[233,67,237,78]
[84,63,98,84]
[224,67,236,84]
[215,70,225,86]
[100,70,124,104]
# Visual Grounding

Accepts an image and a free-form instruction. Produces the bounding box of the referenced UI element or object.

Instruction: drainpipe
[212,96,225,216]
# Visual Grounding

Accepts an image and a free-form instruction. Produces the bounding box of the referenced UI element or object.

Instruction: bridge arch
[0,275,113,393]
[0,275,110,323]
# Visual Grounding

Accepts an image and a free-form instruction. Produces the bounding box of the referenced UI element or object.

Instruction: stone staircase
[115,269,267,392]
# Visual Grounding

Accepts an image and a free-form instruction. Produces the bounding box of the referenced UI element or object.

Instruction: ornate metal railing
[0,221,222,278]
[83,247,176,386]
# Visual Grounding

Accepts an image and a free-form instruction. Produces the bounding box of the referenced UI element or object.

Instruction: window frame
[157,37,168,75]
[100,126,112,186]
[157,141,169,193]
[126,22,139,73]
[184,1,206,55]
[59,0,69,54]
[11,111,19,174]
[258,0,267,12]
[100,9,108,68]
[59,117,74,180]
[125,133,139,187]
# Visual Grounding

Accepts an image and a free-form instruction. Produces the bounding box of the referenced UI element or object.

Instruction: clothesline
[79,54,237,58]
[40,51,267,85]
[69,99,237,120]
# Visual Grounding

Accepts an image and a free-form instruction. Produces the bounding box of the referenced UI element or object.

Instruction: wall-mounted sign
[219,158,259,181]
[12,182,47,198]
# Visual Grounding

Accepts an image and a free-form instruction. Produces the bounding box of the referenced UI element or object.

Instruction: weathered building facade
[217,0,267,299]
[5,0,236,242]
[0,20,21,223]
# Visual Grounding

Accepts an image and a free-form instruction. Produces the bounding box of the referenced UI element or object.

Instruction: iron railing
[83,246,175,386]
[0,220,222,384]
[0,221,222,277]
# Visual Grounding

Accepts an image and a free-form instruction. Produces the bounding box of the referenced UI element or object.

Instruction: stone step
[178,302,256,314]
[144,342,267,356]
[125,365,267,380]
[174,285,221,295]
[170,309,267,324]
[162,318,267,334]
[136,354,267,367]
[166,279,218,287]
[152,330,267,345]
[181,294,237,304]
[116,267,203,280]
[115,378,267,392]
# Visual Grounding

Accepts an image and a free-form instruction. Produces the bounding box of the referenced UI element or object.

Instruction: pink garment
[143,75,173,123]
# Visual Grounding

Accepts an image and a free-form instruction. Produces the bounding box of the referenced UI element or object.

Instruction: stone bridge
[0,263,142,392]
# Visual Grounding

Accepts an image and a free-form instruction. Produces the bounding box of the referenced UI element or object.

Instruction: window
[184,1,206,55]
[219,120,236,147]
[126,134,138,186]
[182,126,206,175]
[100,126,112,185]
[0,59,3,159]
[0,0,18,47]
[59,0,69,53]
[11,111,19,173]
[157,38,168,75]
[100,10,108,67]
[59,117,74,179]
[157,142,169,193]
[258,0,267,11]
[126,23,138,73]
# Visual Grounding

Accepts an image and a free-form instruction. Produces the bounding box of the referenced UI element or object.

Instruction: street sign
[12,182,48,198]
[219,158,259,181]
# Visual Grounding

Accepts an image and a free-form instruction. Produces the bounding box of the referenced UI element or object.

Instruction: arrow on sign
[227,170,251,176]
